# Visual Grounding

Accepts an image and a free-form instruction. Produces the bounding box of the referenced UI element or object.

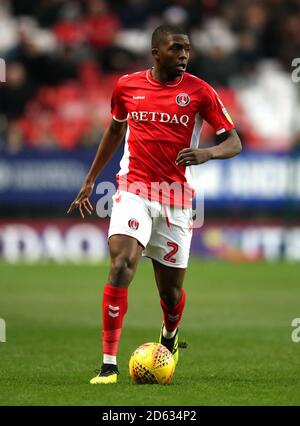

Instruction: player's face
[153,34,190,79]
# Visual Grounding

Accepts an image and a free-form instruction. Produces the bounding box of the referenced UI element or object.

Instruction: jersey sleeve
[111,78,128,122]
[198,83,235,135]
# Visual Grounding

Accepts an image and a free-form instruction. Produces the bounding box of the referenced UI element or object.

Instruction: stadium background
[1,0,300,406]
[0,0,300,262]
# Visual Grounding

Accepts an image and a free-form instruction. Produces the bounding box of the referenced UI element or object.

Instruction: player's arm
[177,83,242,166]
[176,129,242,166]
[67,118,126,218]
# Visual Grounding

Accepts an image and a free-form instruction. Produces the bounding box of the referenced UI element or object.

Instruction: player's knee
[160,287,182,308]
[110,256,136,286]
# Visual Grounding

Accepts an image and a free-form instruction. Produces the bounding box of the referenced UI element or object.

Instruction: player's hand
[67,182,94,219]
[176,148,213,166]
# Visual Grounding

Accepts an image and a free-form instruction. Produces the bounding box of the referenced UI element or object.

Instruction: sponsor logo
[130,111,189,126]
[133,96,145,100]
[128,218,139,230]
[176,93,190,107]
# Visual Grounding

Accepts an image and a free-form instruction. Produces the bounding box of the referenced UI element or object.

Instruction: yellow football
[129,342,175,385]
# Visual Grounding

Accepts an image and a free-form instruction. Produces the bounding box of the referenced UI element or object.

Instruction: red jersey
[111,69,235,208]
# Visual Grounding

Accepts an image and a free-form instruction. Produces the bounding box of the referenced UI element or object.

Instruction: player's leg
[143,206,192,364]
[102,235,143,365]
[152,260,186,364]
[108,234,144,287]
[101,235,143,366]
[152,259,186,307]
[90,235,143,384]
[91,191,152,384]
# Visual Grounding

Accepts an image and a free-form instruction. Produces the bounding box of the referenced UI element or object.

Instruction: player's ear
[152,47,159,61]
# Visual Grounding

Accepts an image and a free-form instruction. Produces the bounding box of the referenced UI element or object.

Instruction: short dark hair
[151,25,188,48]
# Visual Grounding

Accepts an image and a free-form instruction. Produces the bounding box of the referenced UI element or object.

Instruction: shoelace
[94,366,120,375]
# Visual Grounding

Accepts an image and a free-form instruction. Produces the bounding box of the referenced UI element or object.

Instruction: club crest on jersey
[176,93,190,107]
[128,218,139,231]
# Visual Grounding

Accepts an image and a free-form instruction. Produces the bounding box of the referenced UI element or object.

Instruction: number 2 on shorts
[163,242,179,264]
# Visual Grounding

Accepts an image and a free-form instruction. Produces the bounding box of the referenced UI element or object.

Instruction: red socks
[102,283,128,356]
[102,284,185,358]
[160,289,186,332]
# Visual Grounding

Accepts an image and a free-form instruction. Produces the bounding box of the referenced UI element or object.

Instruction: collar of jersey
[146,68,184,87]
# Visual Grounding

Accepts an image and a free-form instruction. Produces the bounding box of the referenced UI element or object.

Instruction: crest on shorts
[128,218,139,230]
[176,93,190,107]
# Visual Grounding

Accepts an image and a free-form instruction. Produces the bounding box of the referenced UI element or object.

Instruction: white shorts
[108,191,193,268]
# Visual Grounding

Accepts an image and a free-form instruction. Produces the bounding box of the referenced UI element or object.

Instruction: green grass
[0,260,300,406]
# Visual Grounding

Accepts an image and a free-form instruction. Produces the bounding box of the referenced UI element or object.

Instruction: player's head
[151,25,190,79]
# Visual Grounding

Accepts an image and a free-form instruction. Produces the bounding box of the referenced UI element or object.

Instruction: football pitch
[0,260,299,406]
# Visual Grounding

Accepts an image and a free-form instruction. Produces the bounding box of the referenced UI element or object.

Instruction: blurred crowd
[0,0,299,152]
